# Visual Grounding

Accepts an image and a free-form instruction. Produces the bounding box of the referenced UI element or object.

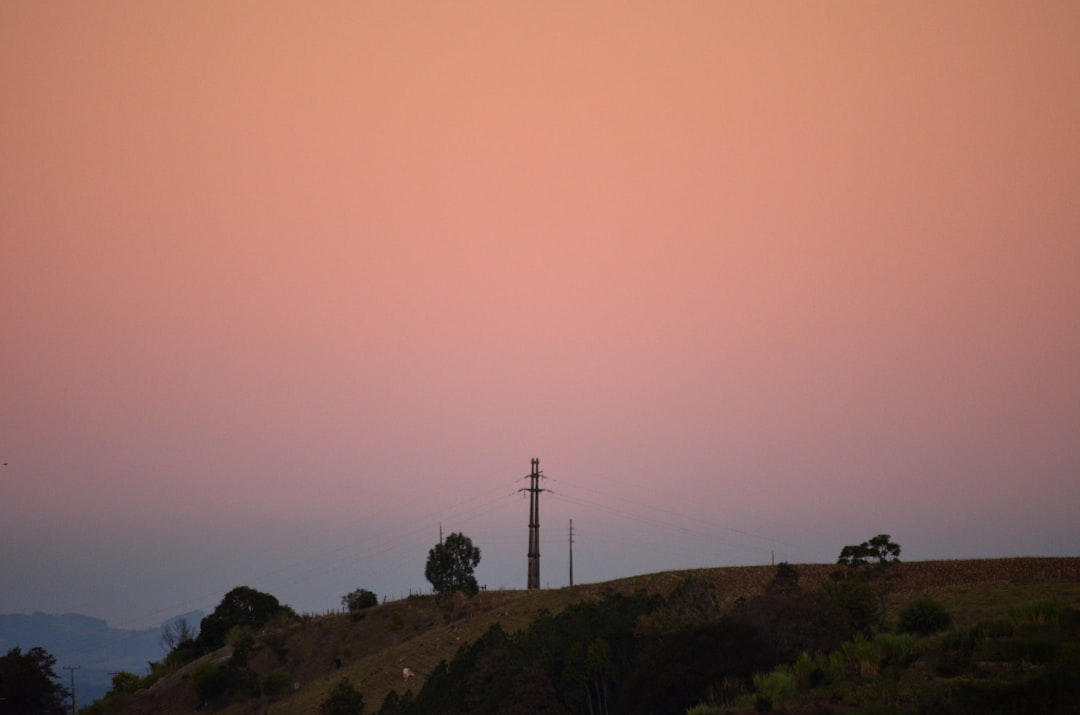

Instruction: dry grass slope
[117,557,1080,715]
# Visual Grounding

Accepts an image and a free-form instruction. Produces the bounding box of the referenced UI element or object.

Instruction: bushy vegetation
[896,596,952,635]
[343,588,379,612]
[261,670,294,699]
[1009,599,1061,626]
[713,600,1080,713]
[384,561,976,715]
[78,544,1080,715]
[825,533,904,632]
[0,646,69,715]
[195,585,298,654]
[82,585,302,713]
[425,532,482,596]
[320,677,365,715]
[189,662,230,702]
[370,554,924,714]
[366,580,1079,715]
[81,671,146,715]
[369,585,783,715]
[733,565,856,661]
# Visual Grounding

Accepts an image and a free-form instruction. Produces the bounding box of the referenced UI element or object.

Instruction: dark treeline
[376,566,858,715]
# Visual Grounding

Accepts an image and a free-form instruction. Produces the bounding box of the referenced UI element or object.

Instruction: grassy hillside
[100,557,1080,714]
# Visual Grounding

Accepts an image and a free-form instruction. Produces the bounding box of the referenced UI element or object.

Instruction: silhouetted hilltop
[104,557,1080,714]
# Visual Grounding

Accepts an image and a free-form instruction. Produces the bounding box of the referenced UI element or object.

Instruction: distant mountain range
[0,610,204,706]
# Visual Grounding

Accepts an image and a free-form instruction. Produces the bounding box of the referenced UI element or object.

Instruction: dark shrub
[733,589,854,662]
[343,588,379,612]
[320,677,365,715]
[262,671,293,699]
[197,586,296,653]
[189,662,229,702]
[897,597,951,635]
[823,577,880,633]
[622,618,772,714]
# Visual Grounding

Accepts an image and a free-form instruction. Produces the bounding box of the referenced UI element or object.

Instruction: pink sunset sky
[2,2,1078,628]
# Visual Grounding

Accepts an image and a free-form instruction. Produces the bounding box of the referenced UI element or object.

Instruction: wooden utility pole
[64,665,80,715]
[520,458,547,589]
[569,519,574,587]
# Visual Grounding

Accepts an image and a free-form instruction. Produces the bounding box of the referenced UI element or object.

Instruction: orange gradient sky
[2,2,1079,627]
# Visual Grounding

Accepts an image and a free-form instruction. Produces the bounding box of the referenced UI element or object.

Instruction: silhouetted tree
[765,562,800,596]
[823,577,880,634]
[734,564,854,661]
[636,576,721,640]
[836,534,901,572]
[342,588,378,612]
[425,532,481,596]
[377,687,415,715]
[320,677,366,715]
[623,618,772,715]
[197,586,296,653]
[161,616,197,653]
[896,597,952,635]
[0,646,69,715]
[831,534,903,628]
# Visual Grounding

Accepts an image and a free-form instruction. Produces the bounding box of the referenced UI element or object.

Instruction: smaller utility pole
[569,519,574,587]
[64,665,80,715]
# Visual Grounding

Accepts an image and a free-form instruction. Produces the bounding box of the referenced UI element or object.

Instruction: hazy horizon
[3,2,1078,630]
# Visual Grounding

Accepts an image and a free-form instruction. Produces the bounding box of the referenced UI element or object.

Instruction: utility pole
[519,458,547,589]
[569,519,574,587]
[64,665,80,715]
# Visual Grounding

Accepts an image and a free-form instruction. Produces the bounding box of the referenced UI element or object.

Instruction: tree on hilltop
[196,586,297,653]
[836,533,901,572]
[829,534,903,630]
[342,588,378,612]
[425,532,481,596]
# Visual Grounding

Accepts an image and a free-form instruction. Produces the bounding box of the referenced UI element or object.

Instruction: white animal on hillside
[403,667,415,680]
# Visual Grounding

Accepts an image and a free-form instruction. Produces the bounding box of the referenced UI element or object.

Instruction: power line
[544,463,848,545]
[547,489,811,566]
[546,476,818,559]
